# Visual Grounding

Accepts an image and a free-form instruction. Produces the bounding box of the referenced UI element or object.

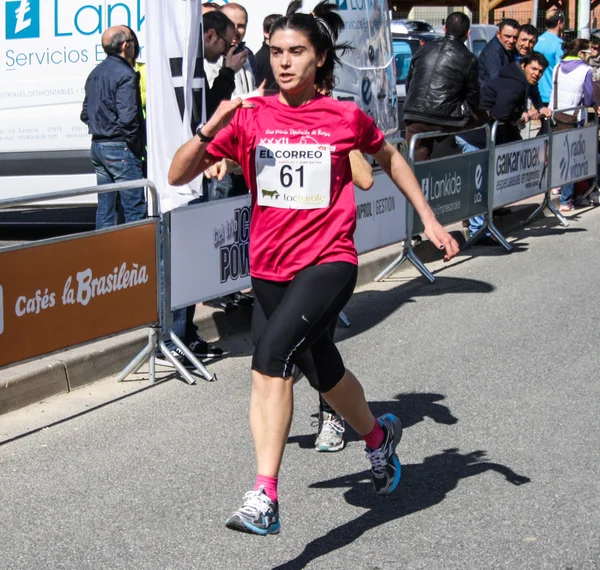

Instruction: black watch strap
[195,124,214,143]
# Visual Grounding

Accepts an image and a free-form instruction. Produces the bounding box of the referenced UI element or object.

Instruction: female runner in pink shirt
[169,0,459,535]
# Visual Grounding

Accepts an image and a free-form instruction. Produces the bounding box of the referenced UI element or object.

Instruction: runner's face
[270,29,326,95]
[497,26,518,52]
[516,32,536,56]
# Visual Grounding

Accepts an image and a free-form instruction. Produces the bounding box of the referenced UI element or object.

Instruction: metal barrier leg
[487,221,513,251]
[462,218,490,250]
[158,338,198,385]
[547,198,570,227]
[374,246,409,281]
[169,331,216,383]
[338,312,351,328]
[523,193,550,226]
[117,327,158,383]
[407,249,435,283]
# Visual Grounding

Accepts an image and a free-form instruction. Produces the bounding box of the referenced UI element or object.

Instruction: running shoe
[155,347,195,369]
[315,411,346,452]
[589,190,600,206]
[365,414,403,495]
[225,486,280,535]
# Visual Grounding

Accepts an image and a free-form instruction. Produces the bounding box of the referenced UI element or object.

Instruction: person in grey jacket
[81,25,145,229]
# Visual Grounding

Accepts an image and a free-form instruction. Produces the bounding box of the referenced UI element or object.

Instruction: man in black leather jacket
[403,12,482,161]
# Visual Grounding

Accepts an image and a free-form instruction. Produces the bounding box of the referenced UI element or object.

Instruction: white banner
[171,173,407,309]
[550,125,598,188]
[170,195,252,310]
[146,0,204,213]
[354,173,407,254]
[492,137,549,208]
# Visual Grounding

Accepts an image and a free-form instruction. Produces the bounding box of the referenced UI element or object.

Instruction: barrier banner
[412,150,489,232]
[550,125,598,188]
[354,174,407,255]
[0,223,158,368]
[493,137,549,208]
[170,195,252,310]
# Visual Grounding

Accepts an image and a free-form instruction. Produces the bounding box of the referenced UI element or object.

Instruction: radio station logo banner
[551,126,598,189]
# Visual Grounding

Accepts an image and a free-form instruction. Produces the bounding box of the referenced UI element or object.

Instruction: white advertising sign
[170,172,406,309]
[0,0,146,152]
[492,136,549,208]
[550,125,598,188]
[170,195,252,311]
[354,172,406,254]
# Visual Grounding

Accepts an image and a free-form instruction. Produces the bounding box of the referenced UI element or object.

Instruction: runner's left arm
[349,150,373,190]
[372,142,460,261]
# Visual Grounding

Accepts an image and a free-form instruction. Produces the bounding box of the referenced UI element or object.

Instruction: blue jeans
[91,141,146,229]
[560,183,575,205]
[204,173,248,201]
[456,136,489,238]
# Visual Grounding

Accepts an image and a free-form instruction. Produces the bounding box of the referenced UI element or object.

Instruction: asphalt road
[1,208,599,570]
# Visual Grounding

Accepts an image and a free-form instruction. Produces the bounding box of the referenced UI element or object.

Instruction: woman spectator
[549,38,597,211]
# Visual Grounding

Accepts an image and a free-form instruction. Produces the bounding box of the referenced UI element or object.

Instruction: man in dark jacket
[481,52,549,144]
[403,12,482,161]
[81,25,146,229]
[202,10,248,119]
[478,18,519,87]
[255,13,282,91]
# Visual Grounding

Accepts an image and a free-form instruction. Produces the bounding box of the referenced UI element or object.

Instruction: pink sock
[362,419,384,450]
[255,475,278,503]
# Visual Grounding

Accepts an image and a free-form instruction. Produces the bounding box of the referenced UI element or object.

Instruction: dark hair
[269,0,349,93]
[103,29,131,56]
[263,13,283,35]
[203,10,235,35]
[545,10,565,29]
[125,26,140,61]
[518,23,539,38]
[498,18,520,32]
[521,51,549,69]
[202,2,221,10]
[591,36,600,47]
[444,12,470,40]
[563,38,590,58]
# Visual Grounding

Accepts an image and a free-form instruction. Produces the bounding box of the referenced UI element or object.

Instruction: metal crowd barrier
[524,106,598,226]
[376,124,493,282]
[377,107,599,281]
[0,180,162,384]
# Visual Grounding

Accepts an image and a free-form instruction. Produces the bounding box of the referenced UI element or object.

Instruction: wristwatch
[195,123,214,142]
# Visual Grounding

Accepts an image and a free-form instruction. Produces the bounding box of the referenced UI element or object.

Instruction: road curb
[0,201,545,416]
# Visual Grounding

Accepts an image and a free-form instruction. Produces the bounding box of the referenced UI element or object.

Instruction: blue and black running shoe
[365,414,403,495]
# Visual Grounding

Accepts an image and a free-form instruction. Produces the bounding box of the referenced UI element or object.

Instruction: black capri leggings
[251,262,357,392]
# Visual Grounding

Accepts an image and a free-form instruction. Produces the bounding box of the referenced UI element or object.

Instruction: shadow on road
[272,449,530,570]
[336,276,495,343]
[287,392,458,448]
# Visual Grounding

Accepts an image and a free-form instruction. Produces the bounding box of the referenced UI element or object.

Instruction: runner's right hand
[203,98,254,137]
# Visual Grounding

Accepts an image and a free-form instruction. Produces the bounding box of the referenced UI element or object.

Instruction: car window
[472,39,488,58]
[393,39,420,84]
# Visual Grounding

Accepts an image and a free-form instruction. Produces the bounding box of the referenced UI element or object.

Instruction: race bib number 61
[255,144,331,209]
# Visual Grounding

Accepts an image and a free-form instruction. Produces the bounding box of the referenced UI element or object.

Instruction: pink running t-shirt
[206,93,385,282]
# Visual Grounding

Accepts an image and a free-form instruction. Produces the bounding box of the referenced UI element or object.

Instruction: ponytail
[270,0,350,93]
